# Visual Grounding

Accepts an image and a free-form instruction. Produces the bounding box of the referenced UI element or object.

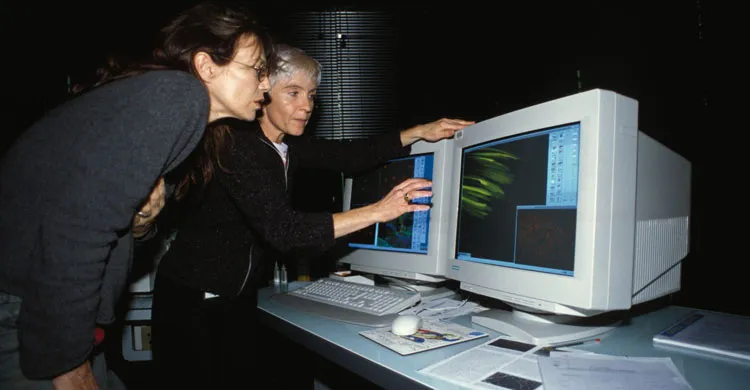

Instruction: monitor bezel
[446,89,639,313]
[339,138,455,279]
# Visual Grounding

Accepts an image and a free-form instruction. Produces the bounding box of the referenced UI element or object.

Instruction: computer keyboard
[270,278,421,327]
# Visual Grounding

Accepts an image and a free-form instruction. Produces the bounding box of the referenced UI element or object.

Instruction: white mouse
[391,314,423,336]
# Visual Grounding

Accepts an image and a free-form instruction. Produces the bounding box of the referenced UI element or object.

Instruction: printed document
[419,335,552,389]
[537,352,694,390]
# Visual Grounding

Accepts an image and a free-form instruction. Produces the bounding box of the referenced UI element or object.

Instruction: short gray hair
[268,44,322,87]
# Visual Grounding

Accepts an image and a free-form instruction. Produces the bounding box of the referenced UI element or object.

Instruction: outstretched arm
[399,118,475,146]
[332,177,431,238]
[293,118,475,174]
[218,132,432,253]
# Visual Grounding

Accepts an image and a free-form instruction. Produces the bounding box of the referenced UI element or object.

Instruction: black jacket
[157,118,409,296]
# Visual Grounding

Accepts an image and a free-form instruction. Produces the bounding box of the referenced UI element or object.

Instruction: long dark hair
[172,119,237,203]
[75,1,273,202]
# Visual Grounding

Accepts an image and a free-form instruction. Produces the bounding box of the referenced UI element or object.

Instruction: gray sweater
[0,70,208,379]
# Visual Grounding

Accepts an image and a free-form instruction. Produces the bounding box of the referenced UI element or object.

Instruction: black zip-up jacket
[157,118,410,296]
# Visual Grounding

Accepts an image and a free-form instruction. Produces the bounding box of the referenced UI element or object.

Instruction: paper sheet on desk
[401,297,488,320]
[537,352,694,390]
[419,335,575,389]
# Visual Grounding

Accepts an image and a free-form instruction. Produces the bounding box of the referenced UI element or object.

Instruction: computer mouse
[391,314,423,336]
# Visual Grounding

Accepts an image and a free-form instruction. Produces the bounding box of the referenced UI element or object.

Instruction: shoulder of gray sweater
[133,70,208,103]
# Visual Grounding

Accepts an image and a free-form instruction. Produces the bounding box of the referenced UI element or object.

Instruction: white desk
[258,282,750,389]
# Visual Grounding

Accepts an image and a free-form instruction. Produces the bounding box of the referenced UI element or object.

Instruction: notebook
[653,310,750,363]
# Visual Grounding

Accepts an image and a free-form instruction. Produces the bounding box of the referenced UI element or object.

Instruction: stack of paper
[537,352,694,390]
[419,336,549,389]
[418,335,695,390]
[399,297,488,321]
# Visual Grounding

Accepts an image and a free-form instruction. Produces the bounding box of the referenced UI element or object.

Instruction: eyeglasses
[219,56,268,81]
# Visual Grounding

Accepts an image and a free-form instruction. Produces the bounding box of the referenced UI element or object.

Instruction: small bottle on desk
[280,264,288,292]
[273,261,281,289]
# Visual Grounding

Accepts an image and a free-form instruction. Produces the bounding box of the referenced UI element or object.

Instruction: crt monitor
[446,88,691,346]
[340,138,455,288]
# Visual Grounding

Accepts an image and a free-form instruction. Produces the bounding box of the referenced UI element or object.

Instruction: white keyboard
[287,278,421,316]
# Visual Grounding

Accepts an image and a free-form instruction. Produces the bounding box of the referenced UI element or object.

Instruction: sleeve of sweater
[18,70,208,379]
[216,127,335,254]
[291,130,410,174]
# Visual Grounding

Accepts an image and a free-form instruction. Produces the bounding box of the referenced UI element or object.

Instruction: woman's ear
[193,51,216,83]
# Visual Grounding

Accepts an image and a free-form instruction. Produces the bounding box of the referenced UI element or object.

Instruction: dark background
[1,1,733,316]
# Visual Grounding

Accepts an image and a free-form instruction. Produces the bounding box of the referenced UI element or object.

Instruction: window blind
[279,11,399,140]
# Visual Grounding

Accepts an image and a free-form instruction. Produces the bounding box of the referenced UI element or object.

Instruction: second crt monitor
[447,88,691,346]
[340,138,455,288]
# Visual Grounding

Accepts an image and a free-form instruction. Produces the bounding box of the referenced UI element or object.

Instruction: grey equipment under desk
[257,282,750,390]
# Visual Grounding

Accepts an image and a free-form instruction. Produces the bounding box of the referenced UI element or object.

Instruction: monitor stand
[471,307,621,346]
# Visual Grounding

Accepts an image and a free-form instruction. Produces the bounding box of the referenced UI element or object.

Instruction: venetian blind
[280,11,399,140]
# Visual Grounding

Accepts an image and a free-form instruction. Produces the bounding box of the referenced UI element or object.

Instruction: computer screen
[340,138,455,284]
[456,122,580,277]
[446,89,691,346]
[347,152,434,255]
